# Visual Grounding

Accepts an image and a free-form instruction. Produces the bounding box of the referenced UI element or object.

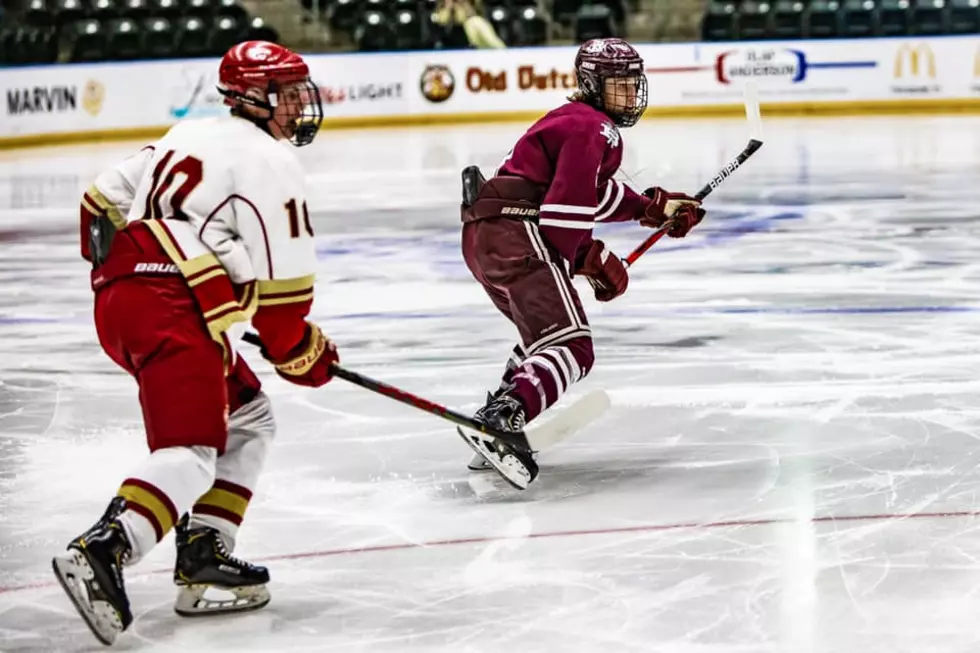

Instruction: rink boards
[1,34,979,147]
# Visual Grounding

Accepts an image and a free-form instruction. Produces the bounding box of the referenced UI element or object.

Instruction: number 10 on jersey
[285,199,313,239]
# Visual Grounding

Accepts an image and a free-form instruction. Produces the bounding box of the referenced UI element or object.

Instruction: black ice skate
[173,515,271,616]
[457,393,539,490]
[467,393,539,473]
[51,496,134,647]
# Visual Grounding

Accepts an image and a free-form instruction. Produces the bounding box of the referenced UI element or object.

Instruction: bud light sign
[716,48,806,84]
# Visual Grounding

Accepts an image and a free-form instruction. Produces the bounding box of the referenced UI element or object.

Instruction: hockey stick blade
[525,389,611,452]
[240,332,531,450]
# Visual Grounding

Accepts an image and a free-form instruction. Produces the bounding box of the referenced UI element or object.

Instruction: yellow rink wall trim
[4,98,980,150]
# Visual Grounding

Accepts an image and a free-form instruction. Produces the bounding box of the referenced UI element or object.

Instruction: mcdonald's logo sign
[894,43,937,79]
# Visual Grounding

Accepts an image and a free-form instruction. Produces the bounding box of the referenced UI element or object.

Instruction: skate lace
[214,537,253,570]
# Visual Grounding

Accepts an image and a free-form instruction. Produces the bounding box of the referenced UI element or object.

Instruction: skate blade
[456,426,531,490]
[51,553,124,647]
[174,583,271,617]
[467,451,493,472]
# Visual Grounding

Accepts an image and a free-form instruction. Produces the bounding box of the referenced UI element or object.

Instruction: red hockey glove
[640,187,705,238]
[262,321,339,388]
[575,239,628,302]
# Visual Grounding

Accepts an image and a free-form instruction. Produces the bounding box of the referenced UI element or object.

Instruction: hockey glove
[640,187,705,238]
[575,239,628,302]
[262,321,339,388]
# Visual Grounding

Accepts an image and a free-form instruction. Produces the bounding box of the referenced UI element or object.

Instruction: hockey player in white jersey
[52,41,336,646]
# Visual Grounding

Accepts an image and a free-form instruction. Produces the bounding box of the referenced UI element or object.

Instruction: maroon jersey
[496,101,650,263]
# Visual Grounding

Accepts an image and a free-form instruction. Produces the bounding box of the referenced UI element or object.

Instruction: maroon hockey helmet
[574,38,648,128]
[218,41,323,147]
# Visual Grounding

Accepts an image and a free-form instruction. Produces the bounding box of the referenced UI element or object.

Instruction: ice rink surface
[3,115,980,651]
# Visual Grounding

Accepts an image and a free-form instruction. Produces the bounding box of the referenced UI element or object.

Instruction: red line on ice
[3,509,978,595]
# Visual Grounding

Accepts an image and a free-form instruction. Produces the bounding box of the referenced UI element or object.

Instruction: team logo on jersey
[420,65,455,103]
[82,80,105,116]
[600,121,620,147]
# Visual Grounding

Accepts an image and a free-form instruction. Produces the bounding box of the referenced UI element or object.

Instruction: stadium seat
[487,4,512,43]
[1,27,31,64]
[805,0,841,37]
[366,0,399,14]
[701,0,737,41]
[143,16,174,57]
[69,18,109,62]
[512,5,547,44]
[246,16,279,41]
[28,26,59,62]
[738,0,770,39]
[217,0,249,22]
[121,0,151,21]
[910,0,946,33]
[92,0,123,23]
[106,17,142,59]
[150,0,184,21]
[24,0,55,28]
[770,0,804,38]
[53,0,87,30]
[174,15,209,56]
[208,15,244,54]
[840,0,876,37]
[328,0,359,33]
[575,3,616,39]
[947,0,980,31]
[551,0,585,24]
[186,0,218,22]
[0,27,14,64]
[877,0,911,33]
[355,10,396,51]
[393,7,425,48]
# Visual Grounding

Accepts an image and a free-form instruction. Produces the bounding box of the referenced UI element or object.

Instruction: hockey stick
[241,332,530,448]
[623,82,765,269]
[241,332,608,451]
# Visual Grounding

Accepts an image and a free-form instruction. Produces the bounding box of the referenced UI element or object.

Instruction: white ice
[4,116,980,652]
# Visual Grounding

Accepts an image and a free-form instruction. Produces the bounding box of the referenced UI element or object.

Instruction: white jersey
[92,115,316,288]
[85,115,318,365]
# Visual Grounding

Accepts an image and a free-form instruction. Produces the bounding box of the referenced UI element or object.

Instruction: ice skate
[457,394,539,490]
[173,515,271,616]
[51,496,134,647]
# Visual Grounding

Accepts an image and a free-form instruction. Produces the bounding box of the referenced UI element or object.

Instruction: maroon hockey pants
[462,217,595,421]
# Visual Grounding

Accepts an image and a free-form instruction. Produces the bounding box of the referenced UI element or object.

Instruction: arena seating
[701,0,980,40]
[0,0,279,64]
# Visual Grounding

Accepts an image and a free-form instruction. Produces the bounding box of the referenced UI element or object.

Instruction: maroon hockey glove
[262,321,339,388]
[576,239,628,302]
[640,187,705,238]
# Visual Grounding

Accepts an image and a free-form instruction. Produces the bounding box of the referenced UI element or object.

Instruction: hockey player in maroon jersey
[457,38,706,489]
[52,42,339,646]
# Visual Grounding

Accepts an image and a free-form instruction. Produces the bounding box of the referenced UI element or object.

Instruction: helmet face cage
[575,38,649,128]
[268,77,323,147]
[577,66,648,128]
[607,74,648,128]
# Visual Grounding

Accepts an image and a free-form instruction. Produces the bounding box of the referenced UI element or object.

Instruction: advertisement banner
[3,36,980,146]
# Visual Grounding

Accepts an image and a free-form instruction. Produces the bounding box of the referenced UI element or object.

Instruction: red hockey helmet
[218,41,323,146]
[574,38,648,128]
